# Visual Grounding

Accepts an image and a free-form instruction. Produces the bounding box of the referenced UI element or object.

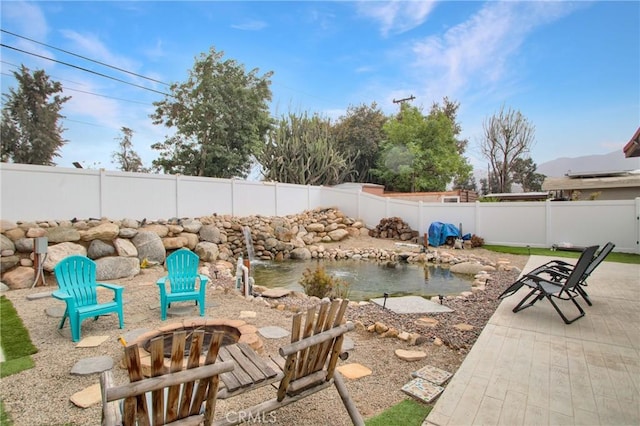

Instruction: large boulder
[0,255,20,273]
[14,238,34,253]
[181,219,203,234]
[81,223,120,242]
[113,238,138,257]
[195,242,219,262]
[200,225,224,244]
[290,247,312,260]
[43,242,87,271]
[2,266,34,289]
[87,240,116,259]
[46,226,81,243]
[132,231,166,264]
[328,229,349,241]
[95,256,140,280]
[1,234,15,253]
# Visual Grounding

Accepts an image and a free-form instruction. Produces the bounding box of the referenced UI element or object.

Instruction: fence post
[99,168,106,218]
[474,201,481,239]
[545,199,552,248]
[635,197,640,254]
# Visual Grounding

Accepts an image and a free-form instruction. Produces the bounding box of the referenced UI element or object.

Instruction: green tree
[373,104,469,192]
[1,65,69,165]
[150,47,273,178]
[511,157,545,192]
[258,112,353,185]
[430,97,474,189]
[332,102,387,182]
[480,105,535,193]
[112,127,148,172]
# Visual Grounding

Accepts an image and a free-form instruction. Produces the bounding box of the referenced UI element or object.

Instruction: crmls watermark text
[225,411,277,424]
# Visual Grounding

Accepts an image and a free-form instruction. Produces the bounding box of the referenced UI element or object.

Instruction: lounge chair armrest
[97,283,123,293]
[52,290,72,301]
[156,276,168,287]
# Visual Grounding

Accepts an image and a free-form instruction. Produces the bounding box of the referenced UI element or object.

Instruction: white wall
[1,163,638,253]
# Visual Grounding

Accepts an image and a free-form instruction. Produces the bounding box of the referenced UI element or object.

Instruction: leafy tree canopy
[1,65,69,165]
[150,47,273,178]
[373,104,470,192]
[332,102,387,182]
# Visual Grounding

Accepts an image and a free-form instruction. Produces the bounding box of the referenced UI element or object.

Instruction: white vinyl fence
[2,163,638,253]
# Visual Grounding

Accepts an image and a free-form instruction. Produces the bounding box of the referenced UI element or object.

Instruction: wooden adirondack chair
[53,255,124,342]
[101,331,234,426]
[157,249,209,320]
[217,299,364,426]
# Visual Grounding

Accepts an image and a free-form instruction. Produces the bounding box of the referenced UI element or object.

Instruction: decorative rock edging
[0,207,518,291]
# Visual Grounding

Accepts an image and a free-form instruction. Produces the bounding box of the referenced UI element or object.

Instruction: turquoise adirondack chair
[52,255,124,342]
[156,249,208,320]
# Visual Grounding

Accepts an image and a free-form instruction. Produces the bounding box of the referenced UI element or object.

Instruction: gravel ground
[0,242,527,426]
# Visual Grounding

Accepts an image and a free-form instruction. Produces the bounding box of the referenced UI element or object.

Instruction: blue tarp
[428,222,461,247]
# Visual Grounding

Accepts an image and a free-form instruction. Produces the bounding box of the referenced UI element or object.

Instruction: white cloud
[59,29,141,74]
[231,20,268,31]
[407,2,580,103]
[2,1,48,40]
[357,0,436,36]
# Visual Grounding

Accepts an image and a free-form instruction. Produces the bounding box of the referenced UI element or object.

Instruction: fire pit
[131,318,263,376]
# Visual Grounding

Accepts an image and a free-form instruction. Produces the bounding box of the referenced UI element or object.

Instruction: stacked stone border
[0,207,517,292]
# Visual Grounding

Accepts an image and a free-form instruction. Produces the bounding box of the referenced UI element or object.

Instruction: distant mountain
[470,150,640,191]
[537,150,640,177]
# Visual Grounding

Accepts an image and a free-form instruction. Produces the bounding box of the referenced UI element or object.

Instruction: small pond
[250,259,473,301]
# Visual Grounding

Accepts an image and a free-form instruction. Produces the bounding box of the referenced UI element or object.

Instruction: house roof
[623,127,640,158]
[484,192,550,201]
[543,172,640,191]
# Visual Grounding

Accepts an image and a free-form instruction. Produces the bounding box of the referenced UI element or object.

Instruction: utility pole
[392,95,415,105]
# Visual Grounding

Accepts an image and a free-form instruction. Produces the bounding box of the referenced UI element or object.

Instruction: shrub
[299,264,350,299]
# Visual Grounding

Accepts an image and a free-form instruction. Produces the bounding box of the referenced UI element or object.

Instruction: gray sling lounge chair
[510,245,598,324]
[526,242,615,306]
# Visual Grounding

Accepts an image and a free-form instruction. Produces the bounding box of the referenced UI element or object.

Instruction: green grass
[0,295,38,379]
[365,399,432,426]
[484,245,640,265]
[0,399,12,426]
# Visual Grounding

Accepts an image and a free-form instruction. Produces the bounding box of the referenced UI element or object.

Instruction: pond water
[250,259,473,301]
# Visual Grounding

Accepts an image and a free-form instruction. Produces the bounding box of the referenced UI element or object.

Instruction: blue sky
[1,1,638,175]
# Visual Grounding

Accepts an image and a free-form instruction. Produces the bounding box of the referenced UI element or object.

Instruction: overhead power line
[1,43,170,97]
[1,29,170,86]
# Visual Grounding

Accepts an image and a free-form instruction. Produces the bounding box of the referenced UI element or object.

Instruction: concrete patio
[425,255,640,425]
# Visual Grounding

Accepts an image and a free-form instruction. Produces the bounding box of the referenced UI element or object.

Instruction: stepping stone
[401,378,444,403]
[167,305,197,317]
[342,336,355,352]
[415,317,439,328]
[395,349,427,361]
[260,288,291,298]
[76,335,109,348]
[45,306,65,318]
[258,326,289,339]
[336,363,372,380]
[411,365,452,386]
[371,295,453,314]
[71,356,113,375]
[239,311,257,319]
[70,383,102,408]
[453,323,474,331]
[27,291,53,300]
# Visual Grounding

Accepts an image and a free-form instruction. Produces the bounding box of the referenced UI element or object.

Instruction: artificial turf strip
[365,399,432,426]
[0,295,38,378]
